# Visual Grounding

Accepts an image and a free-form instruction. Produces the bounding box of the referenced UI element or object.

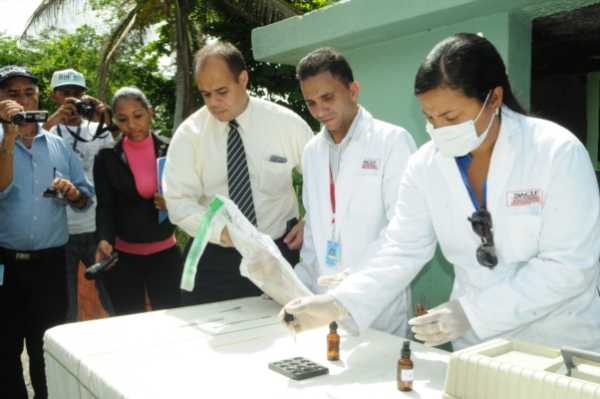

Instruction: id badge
[325,240,340,269]
[0,265,4,286]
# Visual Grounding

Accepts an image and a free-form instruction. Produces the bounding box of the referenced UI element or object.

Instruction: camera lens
[10,112,25,125]
[75,100,95,119]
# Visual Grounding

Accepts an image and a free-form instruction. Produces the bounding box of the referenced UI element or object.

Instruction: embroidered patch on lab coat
[506,189,544,207]
[362,159,381,170]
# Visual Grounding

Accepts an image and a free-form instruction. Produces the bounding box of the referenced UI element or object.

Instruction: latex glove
[279,294,349,333]
[408,300,471,347]
[317,272,348,287]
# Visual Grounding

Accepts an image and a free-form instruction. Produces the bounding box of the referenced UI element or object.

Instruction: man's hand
[49,177,79,200]
[317,272,348,287]
[0,100,23,140]
[86,95,112,126]
[283,220,305,250]
[47,178,87,208]
[220,226,234,247]
[42,97,79,130]
[279,294,349,333]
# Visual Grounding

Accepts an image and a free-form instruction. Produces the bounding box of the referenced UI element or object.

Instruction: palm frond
[21,0,84,39]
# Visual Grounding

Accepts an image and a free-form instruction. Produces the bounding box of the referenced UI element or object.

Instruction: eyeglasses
[468,209,498,269]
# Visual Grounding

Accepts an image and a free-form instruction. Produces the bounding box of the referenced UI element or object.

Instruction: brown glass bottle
[397,341,413,391]
[415,302,428,317]
[327,321,340,360]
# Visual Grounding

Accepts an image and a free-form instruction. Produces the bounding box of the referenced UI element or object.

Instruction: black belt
[0,246,65,261]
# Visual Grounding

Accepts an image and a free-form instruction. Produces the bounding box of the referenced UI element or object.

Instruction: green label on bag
[180,197,225,291]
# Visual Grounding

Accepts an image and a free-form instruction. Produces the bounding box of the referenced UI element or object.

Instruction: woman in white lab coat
[280,33,600,351]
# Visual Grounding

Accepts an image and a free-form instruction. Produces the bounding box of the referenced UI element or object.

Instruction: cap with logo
[51,69,88,91]
[0,66,39,86]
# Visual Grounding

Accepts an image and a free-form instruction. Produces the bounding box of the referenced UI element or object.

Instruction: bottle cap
[329,321,338,330]
[283,311,294,323]
[401,341,411,356]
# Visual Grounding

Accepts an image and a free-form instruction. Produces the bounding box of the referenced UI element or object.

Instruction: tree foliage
[22,0,335,131]
[0,27,175,135]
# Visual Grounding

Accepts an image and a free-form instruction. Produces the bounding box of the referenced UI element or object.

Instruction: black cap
[329,321,338,330]
[0,66,39,86]
[401,341,411,356]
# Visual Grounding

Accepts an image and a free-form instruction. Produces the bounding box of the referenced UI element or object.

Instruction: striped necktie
[227,120,257,225]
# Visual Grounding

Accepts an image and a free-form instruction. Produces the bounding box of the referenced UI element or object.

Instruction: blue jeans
[65,232,114,321]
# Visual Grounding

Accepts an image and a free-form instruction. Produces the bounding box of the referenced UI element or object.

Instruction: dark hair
[414,33,527,115]
[112,86,150,111]
[296,47,354,87]
[194,42,246,83]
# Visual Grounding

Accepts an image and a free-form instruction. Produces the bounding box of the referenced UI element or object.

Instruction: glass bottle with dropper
[415,302,428,317]
[327,321,340,360]
[397,341,414,391]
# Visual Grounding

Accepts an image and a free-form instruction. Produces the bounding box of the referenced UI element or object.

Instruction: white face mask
[426,91,498,157]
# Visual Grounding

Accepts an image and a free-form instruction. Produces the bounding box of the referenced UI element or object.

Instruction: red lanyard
[329,166,336,225]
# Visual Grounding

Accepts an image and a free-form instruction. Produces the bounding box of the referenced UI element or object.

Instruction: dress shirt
[51,122,113,234]
[0,126,95,251]
[164,96,314,244]
[325,106,364,182]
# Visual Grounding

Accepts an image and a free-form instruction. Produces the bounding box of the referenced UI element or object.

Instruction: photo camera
[11,111,48,126]
[73,99,96,120]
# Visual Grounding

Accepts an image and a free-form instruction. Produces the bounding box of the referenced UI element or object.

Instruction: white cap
[51,69,88,90]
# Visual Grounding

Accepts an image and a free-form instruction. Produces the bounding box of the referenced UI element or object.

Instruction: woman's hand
[153,192,167,210]
[95,240,118,270]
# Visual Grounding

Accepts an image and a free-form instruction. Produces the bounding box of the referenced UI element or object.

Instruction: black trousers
[181,234,300,306]
[102,245,183,316]
[0,250,68,399]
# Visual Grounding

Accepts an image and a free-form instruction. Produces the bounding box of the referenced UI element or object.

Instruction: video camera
[10,111,48,125]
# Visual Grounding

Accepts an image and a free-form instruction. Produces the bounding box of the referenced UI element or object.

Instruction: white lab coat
[331,106,600,351]
[295,108,417,337]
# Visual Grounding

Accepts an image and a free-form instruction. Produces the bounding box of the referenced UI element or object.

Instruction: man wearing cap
[44,69,118,322]
[0,65,95,399]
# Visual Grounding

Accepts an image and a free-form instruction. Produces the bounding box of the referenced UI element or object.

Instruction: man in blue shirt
[0,66,95,399]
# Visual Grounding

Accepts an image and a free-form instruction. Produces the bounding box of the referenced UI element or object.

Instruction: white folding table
[44,297,450,398]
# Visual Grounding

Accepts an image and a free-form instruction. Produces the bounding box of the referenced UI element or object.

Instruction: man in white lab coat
[294,47,417,336]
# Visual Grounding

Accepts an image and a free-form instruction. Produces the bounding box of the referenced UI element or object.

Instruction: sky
[1,0,100,37]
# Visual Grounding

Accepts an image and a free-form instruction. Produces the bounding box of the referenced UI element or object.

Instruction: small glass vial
[397,341,414,391]
[415,302,428,317]
[327,321,340,360]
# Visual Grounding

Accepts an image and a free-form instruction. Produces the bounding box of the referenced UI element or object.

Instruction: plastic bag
[181,195,313,306]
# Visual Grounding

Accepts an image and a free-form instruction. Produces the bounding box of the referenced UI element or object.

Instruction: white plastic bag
[181,195,313,306]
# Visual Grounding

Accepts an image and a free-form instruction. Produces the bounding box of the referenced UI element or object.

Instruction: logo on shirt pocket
[506,188,544,207]
[362,158,380,170]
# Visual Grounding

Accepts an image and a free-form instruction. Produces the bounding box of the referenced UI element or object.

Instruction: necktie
[227,120,257,225]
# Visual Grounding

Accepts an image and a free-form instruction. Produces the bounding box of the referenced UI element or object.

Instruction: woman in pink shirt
[93,86,182,316]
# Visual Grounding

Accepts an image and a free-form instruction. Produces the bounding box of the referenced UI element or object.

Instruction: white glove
[279,294,349,333]
[317,272,348,287]
[408,300,471,347]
